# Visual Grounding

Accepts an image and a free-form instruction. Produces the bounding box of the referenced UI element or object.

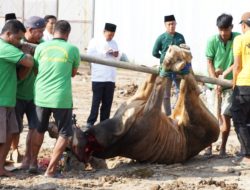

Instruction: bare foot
[0,169,15,177]
[44,172,64,179]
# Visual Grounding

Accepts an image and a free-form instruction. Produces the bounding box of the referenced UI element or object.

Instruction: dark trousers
[87,82,115,125]
[15,99,38,132]
[36,106,73,137]
[231,86,250,156]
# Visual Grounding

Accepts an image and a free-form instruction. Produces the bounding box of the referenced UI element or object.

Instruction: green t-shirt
[34,39,80,108]
[17,38,44,100]
[16,69,36,100]
[0,38,25,107]
[152,32,185,64]
[206,32,240,82]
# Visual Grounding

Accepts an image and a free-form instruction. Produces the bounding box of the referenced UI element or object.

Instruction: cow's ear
[72,126,83,145]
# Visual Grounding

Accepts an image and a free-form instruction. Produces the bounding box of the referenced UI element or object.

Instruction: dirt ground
[1,63,250,190]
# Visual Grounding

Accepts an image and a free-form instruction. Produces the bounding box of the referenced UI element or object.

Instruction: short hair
[54,20,71,34]
[44,15,57,23]
[1,20,26,34]
[216,13,233,28]
[245,22,250,27]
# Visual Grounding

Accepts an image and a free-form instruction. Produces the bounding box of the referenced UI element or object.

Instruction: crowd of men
[0,13,121,178]
[0,14,80,178]
[0,10,250,178]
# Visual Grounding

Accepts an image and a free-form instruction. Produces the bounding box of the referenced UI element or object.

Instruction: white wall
[94,0,250,74]
[0,0,23,27]
[24,0,57,18]
[0,0,94,54]
[1,0,249,74]
[57,0,93,53]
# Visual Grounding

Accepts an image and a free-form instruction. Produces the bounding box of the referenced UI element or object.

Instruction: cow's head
[162,44,192,72]
[71,126,90,163]
[71,126,103,163]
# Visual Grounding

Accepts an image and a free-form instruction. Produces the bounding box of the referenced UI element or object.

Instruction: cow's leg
[131,74,157,101]
[183,74,217,125]
[143,77,168,113]
[171,78,185,122]
[99,74,159,141]
[178,74,219,157]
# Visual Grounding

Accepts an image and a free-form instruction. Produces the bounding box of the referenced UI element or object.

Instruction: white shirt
[43,29,54,41]
[87,36,119,82]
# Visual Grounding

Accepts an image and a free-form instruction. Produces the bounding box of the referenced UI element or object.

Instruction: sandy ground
[1,63,250,190]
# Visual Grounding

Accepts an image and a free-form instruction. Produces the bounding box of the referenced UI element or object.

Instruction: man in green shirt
[11,16,45,169]
[29,20,80,177]
[0,20,34,177]
[205,13,240,156]
[152,15,185,116]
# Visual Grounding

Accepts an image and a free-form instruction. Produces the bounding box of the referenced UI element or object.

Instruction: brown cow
[71,44,220,164]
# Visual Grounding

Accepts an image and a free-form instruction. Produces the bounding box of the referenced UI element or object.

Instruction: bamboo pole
[21,42,233,88]
[80,54,157,75]
[80,54,233,88]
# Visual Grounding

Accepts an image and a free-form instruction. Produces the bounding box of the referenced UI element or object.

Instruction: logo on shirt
[247,43,250,49]
[40,46,69,63]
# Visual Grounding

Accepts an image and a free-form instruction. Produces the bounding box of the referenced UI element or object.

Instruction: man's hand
[112,51,119,57]
[215,69,223,77]
[107,49,119,57]
[20,43,36,55]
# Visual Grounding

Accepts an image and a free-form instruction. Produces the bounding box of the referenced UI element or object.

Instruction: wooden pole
[21,42,233,88]
[81,54,232,88]
[80,54,158,75]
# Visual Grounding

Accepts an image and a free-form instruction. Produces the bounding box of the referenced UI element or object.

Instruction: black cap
[164,15,175,22]
[104,23,117,32]
[5,13,16,22]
